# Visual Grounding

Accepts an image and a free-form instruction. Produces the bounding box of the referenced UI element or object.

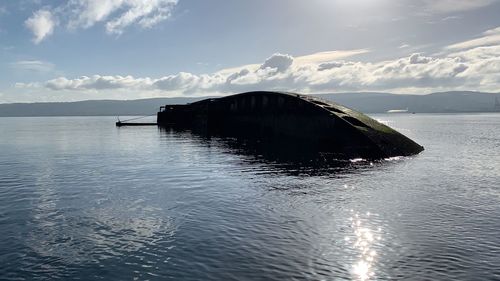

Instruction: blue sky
[1,0,500,103]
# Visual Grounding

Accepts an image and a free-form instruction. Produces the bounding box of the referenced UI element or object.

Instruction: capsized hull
[157,91,424,159]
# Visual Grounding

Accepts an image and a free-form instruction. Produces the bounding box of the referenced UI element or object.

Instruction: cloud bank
[25,0,178,43]
[16,40,500,96]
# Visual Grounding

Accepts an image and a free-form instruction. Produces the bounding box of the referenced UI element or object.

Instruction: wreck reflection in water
[158,126,380,177]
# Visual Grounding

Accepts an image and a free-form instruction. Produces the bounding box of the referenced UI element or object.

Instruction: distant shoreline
[2,112,500,118]
[1,91,499,117]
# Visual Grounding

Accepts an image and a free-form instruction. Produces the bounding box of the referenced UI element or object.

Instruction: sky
[1,0,500,103]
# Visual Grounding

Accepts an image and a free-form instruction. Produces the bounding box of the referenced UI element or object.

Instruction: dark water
[1,114,499,280]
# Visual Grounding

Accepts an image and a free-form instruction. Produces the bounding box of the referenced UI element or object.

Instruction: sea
[0,114,499,280]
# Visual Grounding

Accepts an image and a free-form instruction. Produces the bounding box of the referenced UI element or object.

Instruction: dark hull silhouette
[115,122,157,127]
[157,91,424,159]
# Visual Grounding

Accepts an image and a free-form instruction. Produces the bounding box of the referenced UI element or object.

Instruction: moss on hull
[157,91,424,159]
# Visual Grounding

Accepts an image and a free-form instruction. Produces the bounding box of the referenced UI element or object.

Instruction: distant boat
[387,108,409,113]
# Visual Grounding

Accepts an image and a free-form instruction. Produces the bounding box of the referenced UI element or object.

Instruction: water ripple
[1,115,500,280]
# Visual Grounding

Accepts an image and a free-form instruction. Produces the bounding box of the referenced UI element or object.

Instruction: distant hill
[0,97,206,117]
[0,91,499,117]
[318,91,500,113]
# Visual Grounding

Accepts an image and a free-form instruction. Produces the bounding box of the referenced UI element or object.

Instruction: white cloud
[24,10,56,44]
[105,0,177,34]
[295,49,369,64]
[10,60,55,72]
[153,72,201,91]
[317,61,345,71]
[422,0,497,13]
[441,16,461,21]
[43,75,151,91]
[66,0,125,29]
[446,26,500,50]
[213,50,369,78]
[409,53,432,64]
[259,53,294,73]
[66,0,178,34]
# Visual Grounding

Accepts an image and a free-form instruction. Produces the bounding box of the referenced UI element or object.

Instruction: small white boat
[387,108,409,113]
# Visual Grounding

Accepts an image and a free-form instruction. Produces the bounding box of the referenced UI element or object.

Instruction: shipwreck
[154,91,424,159]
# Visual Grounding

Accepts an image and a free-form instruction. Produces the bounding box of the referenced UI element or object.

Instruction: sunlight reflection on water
[348,211,383,281]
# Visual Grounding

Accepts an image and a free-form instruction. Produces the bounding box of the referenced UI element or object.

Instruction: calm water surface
[1,114,499,280]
